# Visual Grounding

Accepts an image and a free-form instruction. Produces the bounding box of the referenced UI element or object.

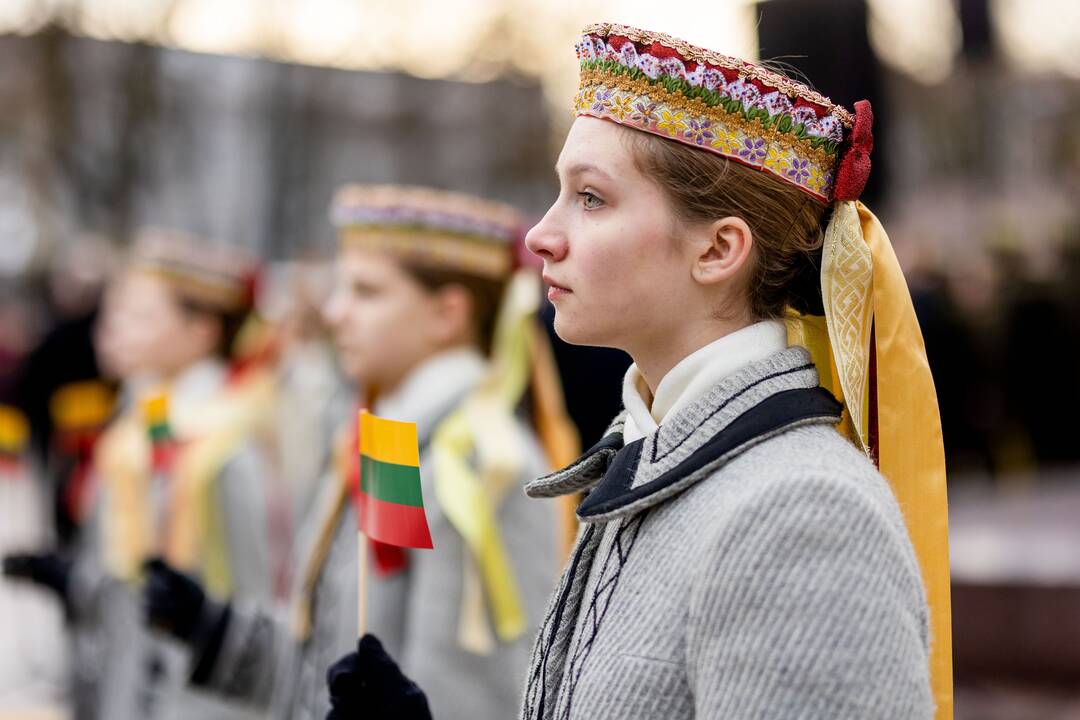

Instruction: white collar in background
[111,358,229,437]
[374,347,488,439]
[622,320,788,443]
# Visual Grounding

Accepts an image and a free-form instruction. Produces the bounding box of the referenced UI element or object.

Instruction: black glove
[326,634,432,720]
[142,557,219,644]
[2,552,73,602]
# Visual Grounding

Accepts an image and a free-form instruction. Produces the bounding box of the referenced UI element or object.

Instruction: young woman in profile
[325,22,951,720]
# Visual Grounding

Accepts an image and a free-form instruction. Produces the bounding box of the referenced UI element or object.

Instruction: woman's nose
[524,209,568,263]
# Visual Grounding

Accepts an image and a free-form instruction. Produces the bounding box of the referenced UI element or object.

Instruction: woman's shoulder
[681,423,918,573]
[720,423,900,516]
[679,429,933,719]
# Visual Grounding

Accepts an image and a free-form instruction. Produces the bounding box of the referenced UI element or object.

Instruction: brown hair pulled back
[627,131,828,320]
[400,264,506,357]
[175,296,250,361]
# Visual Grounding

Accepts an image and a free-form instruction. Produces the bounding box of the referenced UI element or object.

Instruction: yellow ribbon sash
[790,201,952,719]
[430,270,540,653]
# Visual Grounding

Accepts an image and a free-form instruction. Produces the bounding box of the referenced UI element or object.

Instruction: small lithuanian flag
[0,405,29,469]
[142,392,171,443]
[356,410,433,549]
[141,391,174,471]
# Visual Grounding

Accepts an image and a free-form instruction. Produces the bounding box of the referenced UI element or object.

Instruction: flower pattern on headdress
[684,118,716,146]
[738,137,768,165]
[574,23,855,200]
[762,91,794,118]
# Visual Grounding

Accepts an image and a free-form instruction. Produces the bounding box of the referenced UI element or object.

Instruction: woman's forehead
[559,117,637,178]
[118,270,170,301]
[337,246,408,283]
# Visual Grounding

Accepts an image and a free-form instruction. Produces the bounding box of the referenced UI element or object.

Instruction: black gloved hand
[326,634,432,720]
[2,552,73,602]
[142,557,215,644]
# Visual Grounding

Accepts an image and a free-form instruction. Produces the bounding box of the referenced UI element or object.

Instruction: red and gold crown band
[574,23,874,202]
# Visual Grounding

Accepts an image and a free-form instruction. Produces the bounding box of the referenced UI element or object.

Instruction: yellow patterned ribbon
[803,201,952,720]
[784,311,858,443]
[820,201,874,452]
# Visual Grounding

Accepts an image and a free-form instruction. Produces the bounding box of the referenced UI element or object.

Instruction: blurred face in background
[323,247,472,397]
[94,271,220,380]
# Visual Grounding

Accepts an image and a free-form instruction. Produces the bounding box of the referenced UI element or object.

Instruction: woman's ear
[690,216,754,286]
[431,284,476,347]
[185,312,224,359]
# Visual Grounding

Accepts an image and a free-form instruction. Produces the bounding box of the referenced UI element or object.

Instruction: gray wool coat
[66,360,274,720]
[520,347,934,720]
[67,446,272,720]
[197,349,559,720]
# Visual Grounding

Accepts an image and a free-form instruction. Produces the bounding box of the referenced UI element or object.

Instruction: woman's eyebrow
[555,162,614,182]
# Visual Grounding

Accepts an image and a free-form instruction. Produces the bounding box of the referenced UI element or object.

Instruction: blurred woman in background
[4,229,279,720]
[142,185,574,720]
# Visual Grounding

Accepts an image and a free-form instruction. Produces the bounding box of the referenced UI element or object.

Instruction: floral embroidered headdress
[331,184,525,280]
[130,228,258,314]
[574,23,873,202]
[574,23,951,720]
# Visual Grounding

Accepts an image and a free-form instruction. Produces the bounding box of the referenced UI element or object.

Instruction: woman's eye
[577,191,603,210]
[350,283,377,298]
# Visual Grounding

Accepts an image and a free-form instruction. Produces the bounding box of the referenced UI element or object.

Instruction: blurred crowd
[0,234,346,530]
[0,231,347,715]
[0,181,607,717]
[910,223,1080,480]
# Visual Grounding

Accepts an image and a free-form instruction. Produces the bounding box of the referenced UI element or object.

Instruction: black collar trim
[576,387,841,521]
[650,362,815,464]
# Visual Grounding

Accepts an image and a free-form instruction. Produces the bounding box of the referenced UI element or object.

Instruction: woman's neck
[620,318,789,443]
[629,316,754,396]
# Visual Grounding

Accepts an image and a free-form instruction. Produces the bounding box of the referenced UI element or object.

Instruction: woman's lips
[543,275,571,301]
[547,286,569,301]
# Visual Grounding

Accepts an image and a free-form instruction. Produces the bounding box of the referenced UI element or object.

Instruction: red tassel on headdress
[241,266,261,311]
[833,100,874,202]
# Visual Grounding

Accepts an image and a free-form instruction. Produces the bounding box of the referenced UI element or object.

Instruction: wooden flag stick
[356,405,368,639]
[357,529,368,638]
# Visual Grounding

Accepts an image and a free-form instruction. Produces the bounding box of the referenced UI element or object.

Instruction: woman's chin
[552,313,603,347]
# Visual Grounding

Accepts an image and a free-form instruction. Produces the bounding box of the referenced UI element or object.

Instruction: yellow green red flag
[356,410,433,549]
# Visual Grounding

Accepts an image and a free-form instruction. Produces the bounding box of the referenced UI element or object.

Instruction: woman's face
[525,117,704,355]
[322,248,449,394]
[94,272,215,379]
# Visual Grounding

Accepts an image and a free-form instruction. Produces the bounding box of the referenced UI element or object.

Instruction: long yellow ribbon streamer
[858,202,952,720]
[430,270,541,651]
[792,201,952,719]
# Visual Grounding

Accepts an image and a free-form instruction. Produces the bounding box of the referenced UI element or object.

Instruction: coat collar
[525,347,842,522]
[622,319,789,442]
[375,348,488,445]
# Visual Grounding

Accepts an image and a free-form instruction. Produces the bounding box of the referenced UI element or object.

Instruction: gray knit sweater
[520,347,933,720]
